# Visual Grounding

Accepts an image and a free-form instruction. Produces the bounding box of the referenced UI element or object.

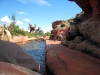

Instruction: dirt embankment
[11,36,36,46]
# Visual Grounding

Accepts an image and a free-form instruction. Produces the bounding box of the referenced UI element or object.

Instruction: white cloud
[16,11,27,14]
[0,16,23,30]
[24,18,31,22]
[34,0,52,6]
[0,16,12,24]
[0,16,23,25]
[44,27,52,33]
[16,20,23,25]
[16,0,52,6]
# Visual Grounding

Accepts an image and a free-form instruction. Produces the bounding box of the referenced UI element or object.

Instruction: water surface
[21,40,46,75]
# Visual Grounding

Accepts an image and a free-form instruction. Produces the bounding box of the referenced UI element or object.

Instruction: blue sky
[0,0,82,33]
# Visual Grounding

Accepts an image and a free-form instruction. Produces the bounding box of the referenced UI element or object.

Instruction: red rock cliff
[73,0,100,18]
[52,20,70,29]
[61,0,100,59]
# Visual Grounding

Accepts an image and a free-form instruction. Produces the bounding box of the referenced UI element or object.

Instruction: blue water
[21,40,46,75]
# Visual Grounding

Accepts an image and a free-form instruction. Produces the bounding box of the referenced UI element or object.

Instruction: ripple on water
[21,40,46,75]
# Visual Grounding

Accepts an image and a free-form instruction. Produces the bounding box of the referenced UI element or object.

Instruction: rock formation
[72,0,100,18]
[52,20,70,29]
[51,0,100,59]
[46,1,100,75]
[61,0,100,59]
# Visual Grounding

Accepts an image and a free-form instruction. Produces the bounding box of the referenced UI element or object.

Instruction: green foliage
[44,32,51,36]
[3,23,45,38]
[49,33,54,40]
[3,13,45,38]
[7,25,25,36]
[3,24,8,29]
[12,13,16,24]
[2,14,46,38]
[34,31,44,38]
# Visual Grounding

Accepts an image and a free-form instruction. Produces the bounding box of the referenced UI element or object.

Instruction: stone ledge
[46,44,100,75]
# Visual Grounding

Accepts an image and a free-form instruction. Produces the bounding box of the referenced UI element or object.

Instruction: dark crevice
[81,49,100,59]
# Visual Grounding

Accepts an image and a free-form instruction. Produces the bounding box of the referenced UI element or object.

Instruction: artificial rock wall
[62,0,100,59]
[74,0,100,18]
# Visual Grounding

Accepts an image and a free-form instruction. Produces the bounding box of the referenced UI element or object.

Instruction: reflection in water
[21,40,46,75]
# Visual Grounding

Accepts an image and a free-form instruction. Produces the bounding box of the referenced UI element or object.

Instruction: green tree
[3,24,7,29]
[12,13,16,24]
[45,32,51,36]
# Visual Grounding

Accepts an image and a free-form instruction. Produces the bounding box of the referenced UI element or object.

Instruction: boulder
[61,35,100,59]
[46,44,100,75]
[52,20,70,29]
[77,17,100,47]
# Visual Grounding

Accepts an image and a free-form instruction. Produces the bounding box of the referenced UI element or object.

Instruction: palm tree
[12,13,16,24]
[28,23,37,33]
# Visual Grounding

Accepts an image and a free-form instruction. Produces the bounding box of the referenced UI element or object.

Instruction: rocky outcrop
[52,20,70,29]
[77,17,100,47]
[46,0,100,75]
[62,21,100,58]
[46,43,100,75]
[61,36,100,59]
[61,0,100,59]
[51,1,100,59]
[11,36,36,46]
[73,0,100,18]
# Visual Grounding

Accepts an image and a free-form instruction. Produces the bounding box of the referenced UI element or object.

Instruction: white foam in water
[21,40,46,75]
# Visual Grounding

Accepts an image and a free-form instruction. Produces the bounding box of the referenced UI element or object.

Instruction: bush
[3,24,45,38]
